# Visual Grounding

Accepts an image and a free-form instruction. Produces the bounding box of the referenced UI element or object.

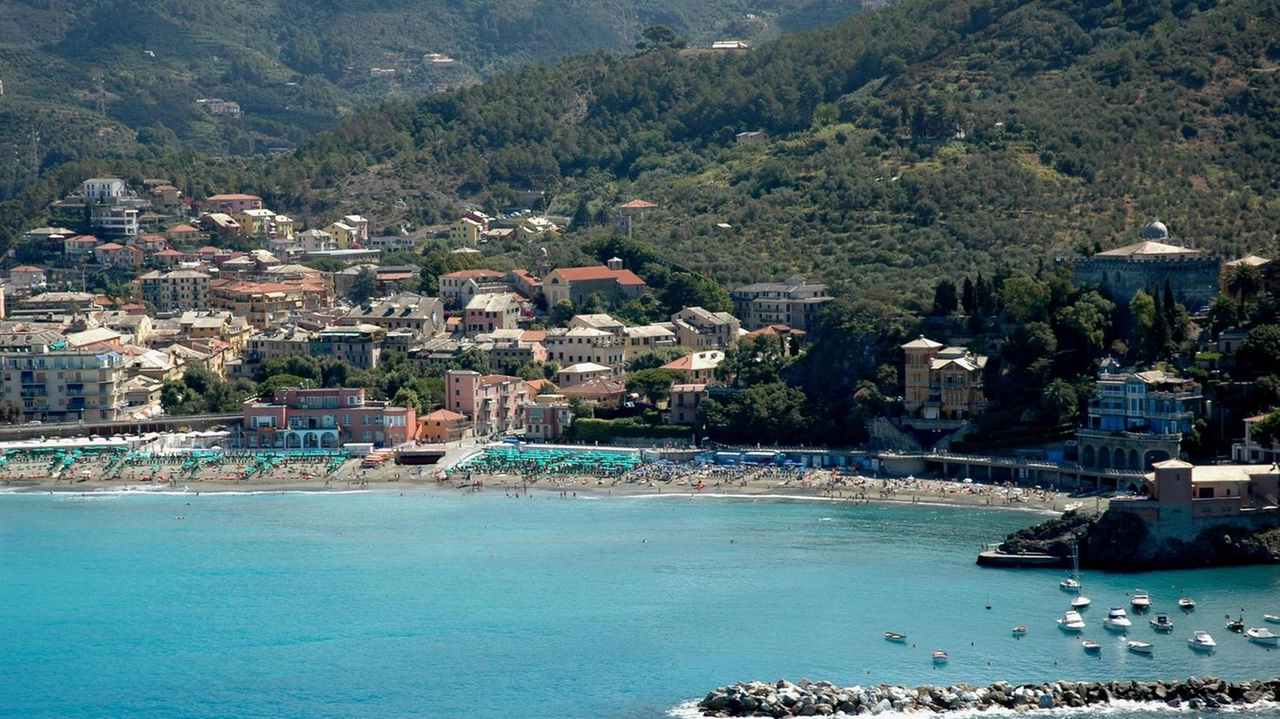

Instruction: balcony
[1075,427,1182,441]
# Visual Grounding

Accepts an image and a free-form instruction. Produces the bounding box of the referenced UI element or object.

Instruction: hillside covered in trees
[217,0,1280,307]
[0,0,873,181]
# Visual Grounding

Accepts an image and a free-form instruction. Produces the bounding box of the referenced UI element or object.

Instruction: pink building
[445,369,529,437]
[241,387,415,449]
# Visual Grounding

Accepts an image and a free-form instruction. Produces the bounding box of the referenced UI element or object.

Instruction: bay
[1,491,1278,719]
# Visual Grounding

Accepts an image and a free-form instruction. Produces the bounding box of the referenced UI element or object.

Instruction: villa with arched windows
[240,387,415,449]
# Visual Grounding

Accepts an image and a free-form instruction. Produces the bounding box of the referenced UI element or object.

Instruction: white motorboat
[1150,613,1175,632]
[1246,627,1279,646]
[1131,589,1151,611]
[1188,631,1217,651]
[1058,610,1086,632]
[1072,595,1092,609]
[1127,640,1154,655]
[1011,625,1028,637]
[1082,640,1102,654]
[1060,577,1082,592]
[932,650,949,664]
[1104,607,1133,631]
[1264,614,1280,624]
[1179,597,1197,611]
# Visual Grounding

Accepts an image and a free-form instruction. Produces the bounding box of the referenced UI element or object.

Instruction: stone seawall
[697,676,1280,717]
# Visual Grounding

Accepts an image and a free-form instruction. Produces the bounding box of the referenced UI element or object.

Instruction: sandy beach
[0,445,1099,514]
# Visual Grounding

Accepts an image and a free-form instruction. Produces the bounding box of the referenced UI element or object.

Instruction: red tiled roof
[617,199,657,209]
[96,242,124,251]
[421,409,467,422]
[206,193,262,201]
[521,330,547,343]
[155,249,183,256]
[552,266,646,285]
[747,324,806,337]
[168,224,199,233]
[10,265,44,273]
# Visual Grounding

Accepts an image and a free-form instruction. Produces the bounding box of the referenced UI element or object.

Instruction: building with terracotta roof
[542,261,647,307]
[417,408,469,444]
[5,266,47,297]
[661,350,725,384]
[1070,220,1221,311]
[205,193,263,213]
[166,224,201,241]
[93,242,144,268]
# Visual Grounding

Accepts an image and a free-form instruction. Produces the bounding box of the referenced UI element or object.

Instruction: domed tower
[535,246,550,279]
[1141,219,1169,241]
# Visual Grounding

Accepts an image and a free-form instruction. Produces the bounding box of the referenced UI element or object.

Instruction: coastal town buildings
[731,275,832,333]
[670,307,740,349]
[416,408,469,443]
[341,292,443,340]
[137,270,211,312]
[0,337,128,422]
[1111,460,1280,540]
[1075,364,1202,472]
[240,387,415,449]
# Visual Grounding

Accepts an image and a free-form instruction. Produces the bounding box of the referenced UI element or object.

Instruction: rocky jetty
[697,676,1280,717]
[991,509,1280,570]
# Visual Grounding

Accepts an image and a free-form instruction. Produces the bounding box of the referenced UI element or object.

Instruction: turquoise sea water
[2,490,1280,719]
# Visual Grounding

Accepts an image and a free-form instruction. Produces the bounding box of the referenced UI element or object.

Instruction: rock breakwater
[697,676,1280,716]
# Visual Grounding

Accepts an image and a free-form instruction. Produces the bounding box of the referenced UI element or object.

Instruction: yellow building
[325,222,357,249]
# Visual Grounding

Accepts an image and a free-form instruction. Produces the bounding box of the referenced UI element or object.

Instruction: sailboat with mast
[1062,540,1090,609]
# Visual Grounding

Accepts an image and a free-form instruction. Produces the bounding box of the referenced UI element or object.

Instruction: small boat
[1127,640,1154,655]
[1082,639,1102,654]
[1058,610,1086,632]
[1188,631,1217,651]
[1131,590,1151,611]
[1246,627,1279,646]
[1072,595,1092,610]
[1150,613,1175,632]
[1011,625,1028,637]
[1264,614,1280,624]
[1179,598,1197,611]
[1104,607,1133,631]
[1060,540,1084,594]
[1227,617,1245,633]
[884,631,907,642]
[932,650,949,664]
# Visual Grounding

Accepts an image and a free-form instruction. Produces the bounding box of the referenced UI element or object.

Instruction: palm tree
[1040,378,1079,425]
[1227,263,1263,310]
[1206,294,1238,338]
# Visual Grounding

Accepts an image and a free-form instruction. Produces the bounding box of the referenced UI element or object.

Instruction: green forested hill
[0,0,873,187]
[5,0,1280,311]
[237,0,1280,306]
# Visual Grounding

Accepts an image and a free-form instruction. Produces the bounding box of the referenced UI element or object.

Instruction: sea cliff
[992,510,1280,570]
[697,676,1280,717]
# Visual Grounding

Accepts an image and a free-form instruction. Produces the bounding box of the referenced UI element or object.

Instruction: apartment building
[137,270,211,312]
[0,338,128,422]
[445,370,529,436]
[241,387,415,449]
